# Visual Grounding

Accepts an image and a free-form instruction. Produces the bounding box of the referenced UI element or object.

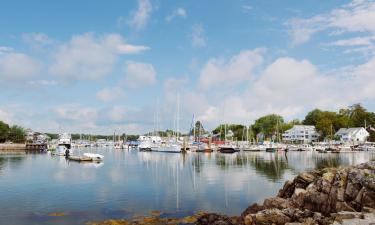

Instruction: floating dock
[68,156,93,162]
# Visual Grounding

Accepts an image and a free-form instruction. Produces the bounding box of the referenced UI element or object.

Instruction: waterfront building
[334,127,369,143]
[26,129,34,142]
[282,125,319,143]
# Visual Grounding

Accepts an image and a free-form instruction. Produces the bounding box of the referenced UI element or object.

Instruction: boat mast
[176,93,180,141]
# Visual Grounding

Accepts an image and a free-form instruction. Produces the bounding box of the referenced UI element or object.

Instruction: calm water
[0,148,374,225]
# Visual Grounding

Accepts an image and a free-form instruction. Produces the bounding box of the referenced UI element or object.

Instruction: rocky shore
[196,161,375,225]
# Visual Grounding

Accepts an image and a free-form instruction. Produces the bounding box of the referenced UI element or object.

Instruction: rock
[234,161,375,225]
[361,190,375,208]
[195,213,234,225]
[344,182,361,201]
[243,215,253,225]
[263,197,294,210]
[335,201,356,212]
[298,172,317,184]
[278,180,295,198]
[253,209,291,225]
[241,203,264,217]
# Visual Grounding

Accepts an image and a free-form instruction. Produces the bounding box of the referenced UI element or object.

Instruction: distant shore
[0,143,26,152]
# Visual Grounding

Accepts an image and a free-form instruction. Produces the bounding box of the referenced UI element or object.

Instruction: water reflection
[0,155,26,174]
[247,154,289,182]
[314,155,343,169]
[0,150,374,225]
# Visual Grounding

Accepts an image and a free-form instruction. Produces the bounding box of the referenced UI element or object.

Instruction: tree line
[0,121,26,143]
[210,103,375,142]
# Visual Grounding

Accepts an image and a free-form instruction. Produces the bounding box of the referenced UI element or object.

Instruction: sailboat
[218,124,240,153]
[154,94,182,153]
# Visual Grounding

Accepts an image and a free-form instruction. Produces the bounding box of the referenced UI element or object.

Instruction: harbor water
[0,149,374,225]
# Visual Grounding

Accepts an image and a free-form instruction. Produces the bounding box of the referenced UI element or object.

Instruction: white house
[335,127,369,143]
[282,125,319,143]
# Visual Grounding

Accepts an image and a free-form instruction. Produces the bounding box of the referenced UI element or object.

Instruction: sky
[0,0,375,134]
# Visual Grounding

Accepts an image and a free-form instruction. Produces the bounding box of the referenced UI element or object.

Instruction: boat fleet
[46,132,375,159]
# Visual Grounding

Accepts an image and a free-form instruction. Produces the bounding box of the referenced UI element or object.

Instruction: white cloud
[28,80,58,86]
[331,36,375,47]
[124,61,156,88]
[286,0,375,46]
[191,24,206,48]
[165,8,187,22]
[187,49,375,129]
[49,33,149,80]
[96,87,125,102]
[198,49,264,90]
[285,16,326,45]
[0,108,13,124]
[0,52,41,80]
[0,46,14,54]
[107,106,127,122]
[54,104,98,122]
[128,0,153,30]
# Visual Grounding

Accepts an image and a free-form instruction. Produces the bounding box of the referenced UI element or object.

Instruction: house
[282,125,319,143]
[25,129,34,141]
[335,127,369,143]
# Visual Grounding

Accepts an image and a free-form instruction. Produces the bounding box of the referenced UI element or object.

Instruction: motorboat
[218,143,240,153]
[54,133,73,156]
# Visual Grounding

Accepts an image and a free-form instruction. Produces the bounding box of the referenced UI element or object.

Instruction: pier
[25,143,47,151]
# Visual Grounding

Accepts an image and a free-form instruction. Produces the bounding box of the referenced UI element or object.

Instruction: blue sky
[0,0,375,134]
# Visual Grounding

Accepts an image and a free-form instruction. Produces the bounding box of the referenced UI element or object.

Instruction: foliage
[0,121,10,143]
[302,104,375,141]
[45,133,58,140]
[7,125,26,143]
[212,124,248,141]
[189,121,207,140]
[251,114,284,141]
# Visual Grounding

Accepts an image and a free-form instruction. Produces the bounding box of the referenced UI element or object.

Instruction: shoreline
[90,161,375,225]
[0,143,26,151]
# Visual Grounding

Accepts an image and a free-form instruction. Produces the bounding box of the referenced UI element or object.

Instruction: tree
[282,119,301,132]
[8,125,26,143]
[303,109,322,125]
[252,114,284,141]
[347,104,368,127]
[0,121,10,143]
[212,124,247,141]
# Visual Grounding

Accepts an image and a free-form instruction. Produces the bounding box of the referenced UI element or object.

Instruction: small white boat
[83,153,104,161]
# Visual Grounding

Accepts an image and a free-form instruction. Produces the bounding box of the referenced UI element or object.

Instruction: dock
[26,143,47,151]
[68,156,93,162]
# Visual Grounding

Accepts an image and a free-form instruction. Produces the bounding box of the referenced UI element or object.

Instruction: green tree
[0,121,10,143]
[282,119,301,132]
[212,124,247,141]
[8,125,26,143]
[251,114,284,141]
[303,109,322,125]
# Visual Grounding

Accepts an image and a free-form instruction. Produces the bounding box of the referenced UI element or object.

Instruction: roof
[335,127,369,136]
[285,125,316,133]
